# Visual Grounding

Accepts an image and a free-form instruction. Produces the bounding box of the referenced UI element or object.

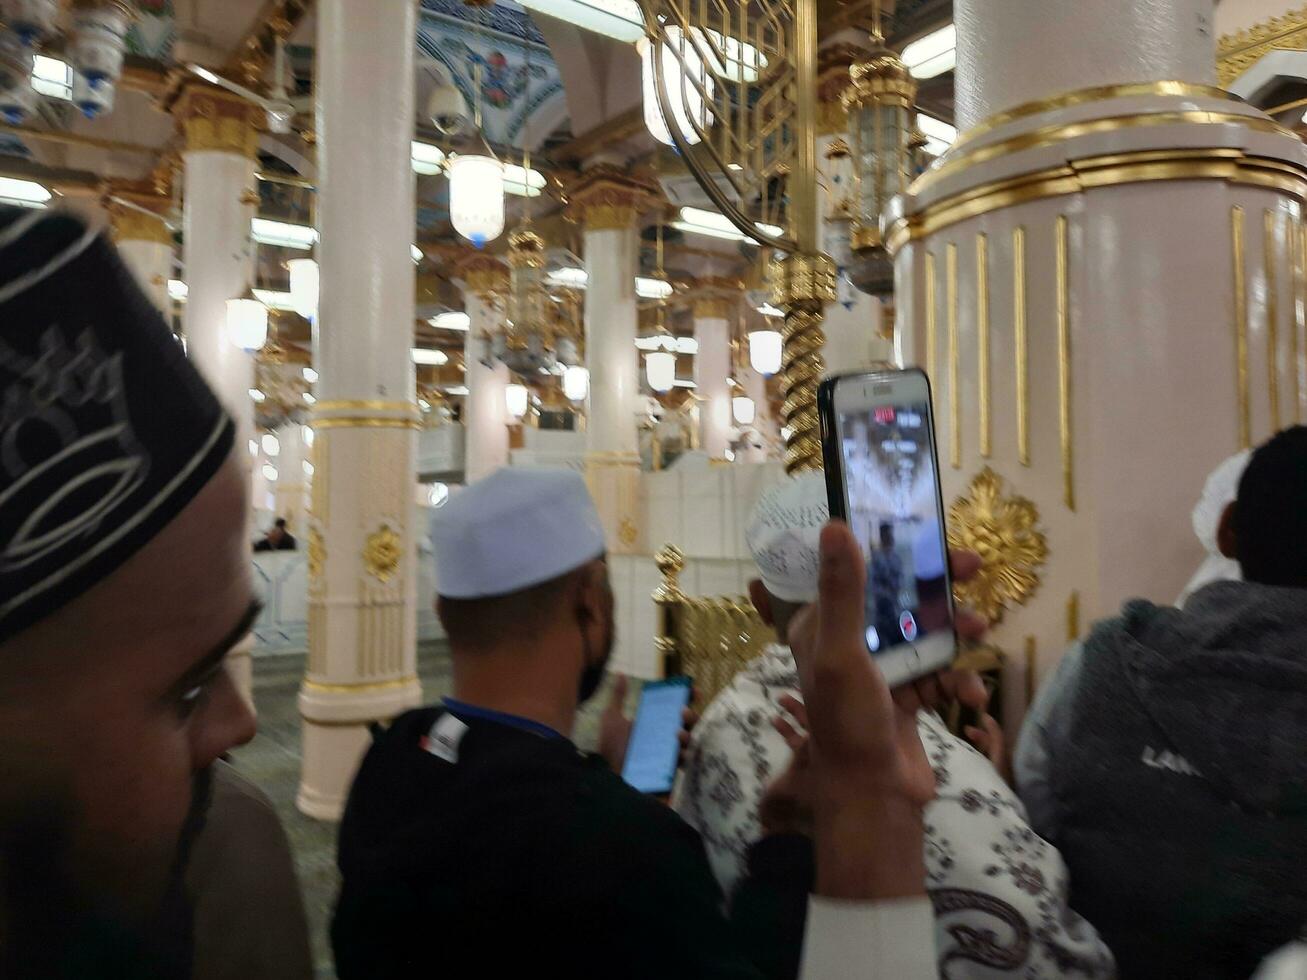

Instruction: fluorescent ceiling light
[635,335,698,354]
[302,391,316,404]
[252,288,298,311]
[430,311,471,331]
[411,347,450,366]
[302,366,318,382]
[757,303,784,317]
[168,279,189,301]
[412,244,424,264]
[545,267,589,288]
[189,64,222,86]
[251,218,317,250]
[636,277,674,300]
[515,0,644,43]
[0,176,51,208]
[902,23,955,79]
[917,112,956,157]
[411,141,446,175]
[674,206,783,244]
[249,388,266,403]
[504,163,547,198]
[672,378,697,388]
[442,385,470,396]
[31,55,72,101]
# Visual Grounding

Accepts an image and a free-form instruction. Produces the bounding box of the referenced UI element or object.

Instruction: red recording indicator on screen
[874,406,897,424]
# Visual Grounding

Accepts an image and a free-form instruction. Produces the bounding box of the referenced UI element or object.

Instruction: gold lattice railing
[654,545,776,707]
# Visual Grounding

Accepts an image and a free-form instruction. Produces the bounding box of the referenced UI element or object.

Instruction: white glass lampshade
[732,395,756,426]
[261,433,280,457]
[748,329,783,376]
[226,297,268,351]
[645,350,677,393]
[287,258,319,318]
[638,26,713,147]
[448,154,505,248]
[261,463,278,482]
[303,425,314,447]
[563,364,589,402]
[505,383,529,419]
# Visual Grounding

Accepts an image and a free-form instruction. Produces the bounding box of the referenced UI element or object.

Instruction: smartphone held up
[817,368,958,688]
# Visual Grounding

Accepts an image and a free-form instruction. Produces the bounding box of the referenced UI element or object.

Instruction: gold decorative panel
[947,468,1048,624]
[363,525,402,583]
[1219,6,1307,86]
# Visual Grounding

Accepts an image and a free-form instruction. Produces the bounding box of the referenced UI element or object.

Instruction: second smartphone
[817,368,957,688]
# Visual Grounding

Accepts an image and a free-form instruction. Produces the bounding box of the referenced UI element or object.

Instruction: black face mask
[576,607,613,706]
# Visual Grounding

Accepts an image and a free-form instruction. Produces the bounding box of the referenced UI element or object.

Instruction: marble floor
[228,643,615,978]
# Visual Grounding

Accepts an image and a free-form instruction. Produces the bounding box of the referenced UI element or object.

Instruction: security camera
[428,80,469,137]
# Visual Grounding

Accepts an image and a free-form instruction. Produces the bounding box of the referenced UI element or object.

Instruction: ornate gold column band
[888,147,1307,254]
[976,233,991,459]
[925,251,937,402]
[1266,210,1282,432]
[774,253,837,473]
[566,164,661,231]
[1296,219,1306,424]
[1013,226,1030,466]
[456,254,508,297]
[109,205,172,244]
[946,242,959,470]
[1056,215,1074,511]
[173,84,263,158]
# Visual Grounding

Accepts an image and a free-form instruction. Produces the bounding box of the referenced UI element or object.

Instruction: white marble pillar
[457,256,510,482]
[890,0,1303,725]
[569,165,658,553]
[692,298,733,458]
[110,203,172,312]
[298,0,422,821]
[272,421,309,532]
[739,364,780,452]
[175,86,263,708]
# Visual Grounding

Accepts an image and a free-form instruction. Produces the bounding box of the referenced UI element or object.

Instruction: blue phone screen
[621,679,692,795]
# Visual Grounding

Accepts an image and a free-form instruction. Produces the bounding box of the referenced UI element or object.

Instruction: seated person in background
[333,466,973,978]
[1016,426,1307,980]
[676,473,1115,980]
[1177,448,1249,605]
[254,517,296,552]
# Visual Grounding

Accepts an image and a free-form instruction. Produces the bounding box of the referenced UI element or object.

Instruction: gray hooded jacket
[1016,581,1307,979]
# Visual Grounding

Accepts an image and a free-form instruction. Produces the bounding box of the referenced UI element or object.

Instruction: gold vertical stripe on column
[1265,210,1281,431]
[1294,216,1304,423]
[925,251,937,388]
[947,242,960,469]
[977,233,991,458]
[1014,227,1030,466]
[1056,215,1074,510]
[1067,590,1081,642]
[1233,206,1251,449]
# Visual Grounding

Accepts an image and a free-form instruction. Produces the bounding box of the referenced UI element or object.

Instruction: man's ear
[1217,501,1238,560]
[748,579,775,627]
[576,560,609,621]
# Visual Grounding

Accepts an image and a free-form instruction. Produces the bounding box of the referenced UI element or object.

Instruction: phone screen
[836,394,953,667]
[621,678,692,795]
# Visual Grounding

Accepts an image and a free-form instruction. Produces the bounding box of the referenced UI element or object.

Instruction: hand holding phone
[620,677,693,795]
[817,368,958,688]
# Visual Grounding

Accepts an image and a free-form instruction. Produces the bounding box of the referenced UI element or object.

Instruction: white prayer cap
[746,472,829,604]
[431,467,606,599]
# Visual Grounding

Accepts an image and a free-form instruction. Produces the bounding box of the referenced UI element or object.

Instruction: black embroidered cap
[0,207,234,644]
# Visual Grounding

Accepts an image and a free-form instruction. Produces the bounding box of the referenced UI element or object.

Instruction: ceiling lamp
[645,346,677,394]
[168,278,189,301]
[411,347,449,366]
[0,1,128,121]
[287,257,319,318]
[495,227,555,373]
[261,463,278,482]
[901,23,955,80]
[70,2,131,89]
[732,395,756,426]
[504,163,547,198]
[635,335,698,355]
[302,366,318,383]
[916,112,957,158]
[748,328,782,376]
[843,13,917,298]
[504,383,529,419]
[249,388,266,403]
[4,0,60,44]
[226,294,269,352]
[563,364,589,402]
[411,141,446,175]
[261,432,280,457]
[448,153,505,248]
[251,218,317,250]
[639,25,714,147]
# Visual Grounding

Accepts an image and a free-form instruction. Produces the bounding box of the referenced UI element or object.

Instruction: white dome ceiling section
[416,0,570,152]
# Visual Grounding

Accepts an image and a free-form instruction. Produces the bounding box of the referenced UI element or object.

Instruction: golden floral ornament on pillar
[307,526,325,582]
[946,467,1048,624]
[363,524,402,584]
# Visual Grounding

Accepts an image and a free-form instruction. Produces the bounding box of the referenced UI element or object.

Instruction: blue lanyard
[441,698,565,741]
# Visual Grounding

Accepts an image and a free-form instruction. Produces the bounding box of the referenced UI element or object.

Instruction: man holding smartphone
[332,465,973,978]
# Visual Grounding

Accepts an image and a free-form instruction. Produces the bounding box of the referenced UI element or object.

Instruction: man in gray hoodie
[1016,425,1307,980]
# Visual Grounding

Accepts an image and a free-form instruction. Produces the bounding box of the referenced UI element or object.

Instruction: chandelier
[0,0,132,121]
[494,227,556,373]
[447,0,505,247]
[842,2,917,297]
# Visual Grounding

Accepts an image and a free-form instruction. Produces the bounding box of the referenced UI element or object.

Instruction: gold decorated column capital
[817,42,869,136]
[172,83,263,158]
[105,188,173,245]
[455,253,508,298]
[566,164,662,231]
[690,275,742,319]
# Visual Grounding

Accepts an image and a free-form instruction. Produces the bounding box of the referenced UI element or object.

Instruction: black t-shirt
[332,706,809,979]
